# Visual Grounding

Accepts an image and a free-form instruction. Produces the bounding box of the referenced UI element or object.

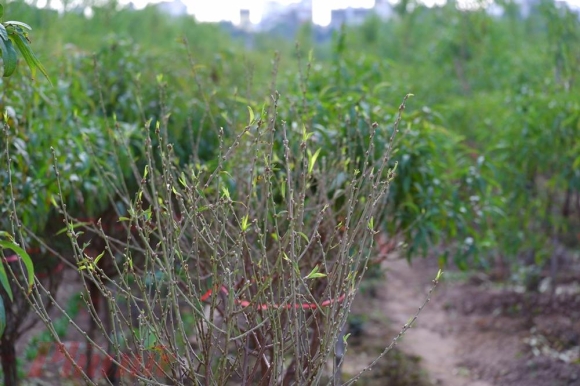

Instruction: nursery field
[1,0,579,385]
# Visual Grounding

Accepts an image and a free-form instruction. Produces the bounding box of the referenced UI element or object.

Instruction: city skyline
[152,0,580,25]
[32,0,378,25]
[29,0,580,25]
[153,0,377,26]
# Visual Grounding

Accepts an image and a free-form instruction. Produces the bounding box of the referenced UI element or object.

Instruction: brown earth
[344,255,580,386]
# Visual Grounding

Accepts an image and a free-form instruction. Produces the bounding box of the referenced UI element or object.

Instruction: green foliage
[339,0,580,269]
[1,0,578,324]
[0,1,579,384]
[278,32,499,263]
[0,4,49,340]
[0,4,49,81]
[6,2,580,276]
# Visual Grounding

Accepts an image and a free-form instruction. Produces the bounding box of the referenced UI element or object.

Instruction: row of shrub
[1,0,517,266]
[0,0,579,382]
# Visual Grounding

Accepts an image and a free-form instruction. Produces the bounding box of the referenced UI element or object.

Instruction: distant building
[155,0,188,17]
[239,9,252,31]
[330,0,392,29]
[295,0,313,23]
[229,0,392,39]
[259,0,313,31]
[374,0,392,19]
[330,8,369,28]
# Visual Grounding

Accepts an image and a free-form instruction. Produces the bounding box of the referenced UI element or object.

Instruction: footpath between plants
[379,256,580,386]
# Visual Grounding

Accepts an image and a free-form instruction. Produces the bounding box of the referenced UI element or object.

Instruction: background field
[1,0,579,384]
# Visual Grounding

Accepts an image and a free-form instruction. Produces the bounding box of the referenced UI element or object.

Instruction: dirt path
[381,258,494,386]
[378,254,580,386]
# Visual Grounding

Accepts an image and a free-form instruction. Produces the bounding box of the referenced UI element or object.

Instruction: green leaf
[304,265,327,280]
[55,221,90,236]
[0,258,13,302]
[292,261,300,275]
[342,332,351,344]
[372,81,391,95]
[240,215,250,232]
[0,24,8,41]
[0,297,5,338]
[179,172,187,187]
[308,148,321,174]
[9,31,51,83]
[143,207,152,221]
[368,216,374,231]
[573,155,580,170]
[280,179,286,201]
[0,232,14,241]
[93,250,105,265]
[221,186,230,200]
[0,4,4,20]
[260,103,267,120]
[231,95,251,105]
[171,186,181,197]
[0,241,35,295]
[247,106,254,124]
[302,124,314,142]
[0,37,18,77]
[4,21,32,30]
[296,232,309,243]
[306,272,327,279]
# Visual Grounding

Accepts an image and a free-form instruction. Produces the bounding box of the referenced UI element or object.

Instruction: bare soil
[344,255,580,386]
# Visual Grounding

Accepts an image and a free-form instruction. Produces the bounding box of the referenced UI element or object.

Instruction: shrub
[25,64,415,381]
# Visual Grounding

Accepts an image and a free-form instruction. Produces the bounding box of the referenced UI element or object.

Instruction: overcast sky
[142,0,378,26]
[32,0,580,26]
[147,0,580,25]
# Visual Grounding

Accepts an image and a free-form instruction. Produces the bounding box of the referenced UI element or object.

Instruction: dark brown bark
[562,188,572,217]
[1,334,18,386]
